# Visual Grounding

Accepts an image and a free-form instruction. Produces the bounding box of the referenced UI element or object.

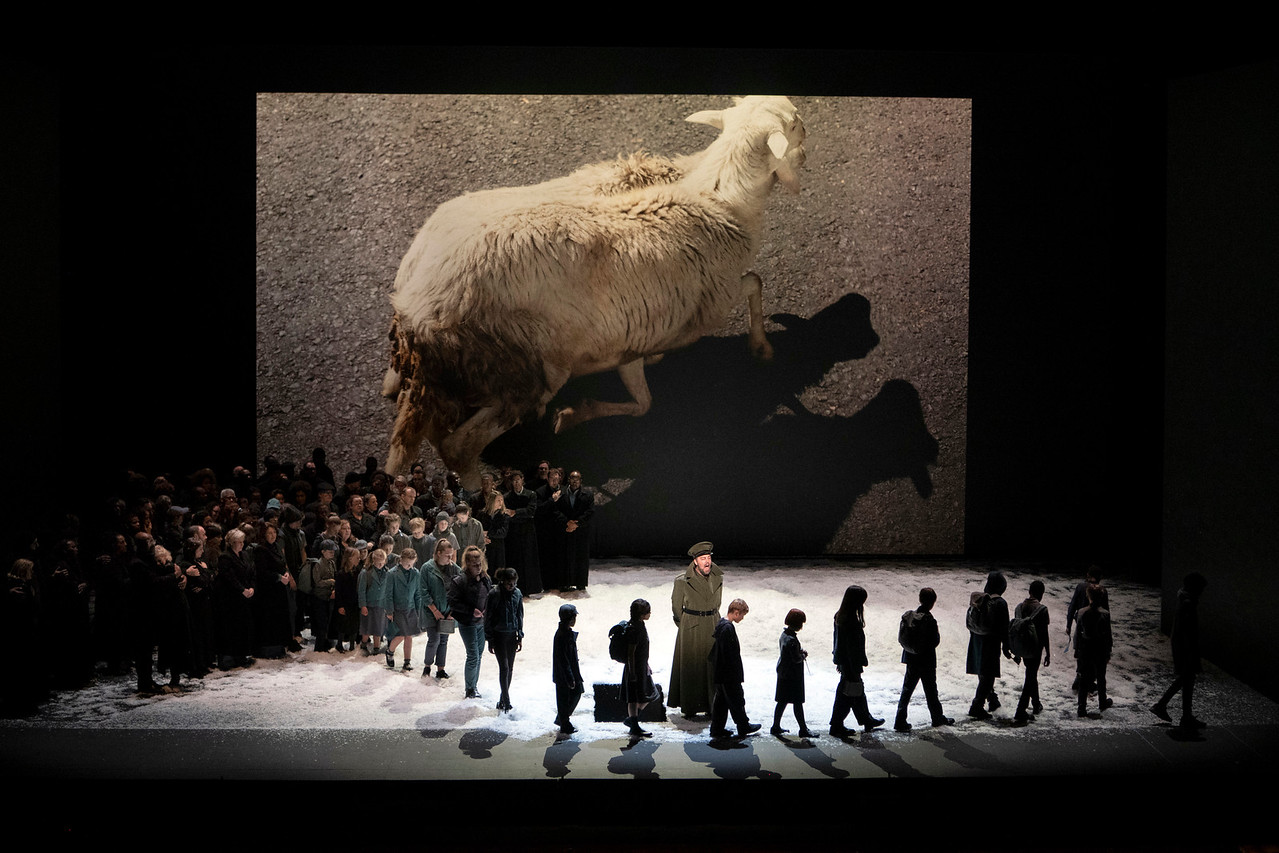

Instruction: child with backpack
[966,571,1012,720]
[1011,580,1051,723]
[894,587,954,732]
[618,598,657,738]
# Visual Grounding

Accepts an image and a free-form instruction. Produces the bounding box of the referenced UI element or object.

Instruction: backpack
[899,609,926,654]
[1009,601,1043,658]
[966,591,994,636]
[297,557,315,594]
[608,620,630,664]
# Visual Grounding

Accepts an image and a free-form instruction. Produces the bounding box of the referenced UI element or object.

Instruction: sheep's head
[687,95,806,194]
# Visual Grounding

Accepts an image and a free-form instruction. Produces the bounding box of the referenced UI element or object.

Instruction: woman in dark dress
[251,520,294,658]
[622,598,658,738]
[179,538,213,676]
[215,528,255,669]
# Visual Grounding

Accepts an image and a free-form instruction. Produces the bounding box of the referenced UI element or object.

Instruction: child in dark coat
[552,603,584,734]
[772,608,812,737]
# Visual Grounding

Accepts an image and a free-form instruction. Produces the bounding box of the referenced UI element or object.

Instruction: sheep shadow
[485,291,940,555]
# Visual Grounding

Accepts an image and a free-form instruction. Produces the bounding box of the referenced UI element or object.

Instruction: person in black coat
[554,471,594,590]
[621,598,659,738]
[214,528,255,669]
[1074,582,1113,718]
[966,570,1011,720]
[552,603,584,734]
[503,471,542,595]
[709,598,761,739]
[772,608,813,737]
[1151,571,1208,729]
[830,585,885,736]
[894,587,954,732]
[534,468,566,591]
[1012,580,1051,723]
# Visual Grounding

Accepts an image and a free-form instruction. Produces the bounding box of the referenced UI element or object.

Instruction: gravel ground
[255,93,971,555]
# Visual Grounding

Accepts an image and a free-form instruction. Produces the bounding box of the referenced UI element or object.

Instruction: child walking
[772,608,813,737]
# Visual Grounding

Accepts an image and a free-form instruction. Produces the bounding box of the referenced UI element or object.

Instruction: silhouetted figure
[621,598,658,738]
[894,586,954,732]
[1012,580,1051,723]
[1152,572,1208,730]
[966,570,1011,720]
[1066,565,1103,692]
[1074,583,1113,718]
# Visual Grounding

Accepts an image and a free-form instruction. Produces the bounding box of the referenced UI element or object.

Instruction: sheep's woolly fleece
[8,561,1277,743]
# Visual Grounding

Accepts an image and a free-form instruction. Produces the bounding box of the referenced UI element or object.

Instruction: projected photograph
[255,93,971,556]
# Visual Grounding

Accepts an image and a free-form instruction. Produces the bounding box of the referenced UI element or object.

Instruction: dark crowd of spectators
[0,448,595,717]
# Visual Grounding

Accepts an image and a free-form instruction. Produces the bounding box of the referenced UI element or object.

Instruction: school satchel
[608,621,630,664]
[966,591,993,635]
[899,609,925,654]
[1009,601,1043,659]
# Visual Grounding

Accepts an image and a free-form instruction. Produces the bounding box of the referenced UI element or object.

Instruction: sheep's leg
[386,391,429,475]
[440,405,511,492]
[554,357,652,433]
[742,271,774,361]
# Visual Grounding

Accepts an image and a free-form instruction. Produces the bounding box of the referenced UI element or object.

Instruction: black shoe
[932,716,955,727]
[435,669,450,679]
[560,722,577,734]
[1181,716,1207,730]
[708,728,733,740]
[862,717,885,732]
[797,727,816,738]
[385,651,395,669]
[1151,702,1172,722]
[829,723,853,738]
[737,722,762,737]
[1100,698,1113,712]
[1013,710,1032,724]
[987,695,1001,711]
[401,662,413,672]
[465,688,477,698]
[894,721,912,733]
[1031,701,1043,714]
[968,706,992,720]
[770,725,789,735]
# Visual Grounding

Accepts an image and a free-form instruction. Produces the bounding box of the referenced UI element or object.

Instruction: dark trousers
[311,598,332,652]
[1158,672,1197,721]
[1077,658,1108,714]
[555,683,583,726]
[1017,655,1042,714]
[897,664,946,725]
[490,631,518,705]
[711,681,750,733]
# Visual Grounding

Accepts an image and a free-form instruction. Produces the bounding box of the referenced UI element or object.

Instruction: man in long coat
[669,540,723,718]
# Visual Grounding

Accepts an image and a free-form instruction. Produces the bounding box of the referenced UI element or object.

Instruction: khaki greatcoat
[668,560,723,714]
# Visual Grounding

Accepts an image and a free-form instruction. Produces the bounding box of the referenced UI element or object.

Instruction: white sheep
[384,96,807,488]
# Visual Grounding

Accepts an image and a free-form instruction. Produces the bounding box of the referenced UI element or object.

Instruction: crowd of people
[1,450,1210,739]
[0,449,596,716]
